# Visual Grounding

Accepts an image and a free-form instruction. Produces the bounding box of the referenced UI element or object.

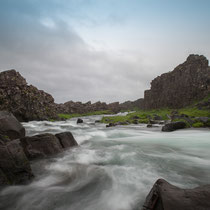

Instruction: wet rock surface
[0,111,25,140]
[55,132,78,148]
[142,179,210,210]
[162,121,186,132]
[0,139,33,185]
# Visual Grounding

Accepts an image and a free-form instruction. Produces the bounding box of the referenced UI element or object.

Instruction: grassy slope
[57,110,112,120]
[101,96,210,127]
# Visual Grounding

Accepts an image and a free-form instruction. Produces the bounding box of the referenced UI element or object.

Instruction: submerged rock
[162,121,186,132]
[142,179,210,210]
[77,118,83,124]
[0,111,25,140]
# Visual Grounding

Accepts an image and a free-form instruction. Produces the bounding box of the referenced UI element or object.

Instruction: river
[0,114,210,210]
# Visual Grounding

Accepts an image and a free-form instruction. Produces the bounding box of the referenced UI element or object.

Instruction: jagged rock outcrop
[56,100,121,114]
[143,54,210,109]
[119,98,144,110]
[142,179,210,210]
[0,69,58,121]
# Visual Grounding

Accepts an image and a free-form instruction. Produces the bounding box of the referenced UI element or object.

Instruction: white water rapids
[0,114,210,210]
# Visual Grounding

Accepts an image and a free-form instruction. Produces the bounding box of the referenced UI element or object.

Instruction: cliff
[0,69,58,121]
[143,54,210,109]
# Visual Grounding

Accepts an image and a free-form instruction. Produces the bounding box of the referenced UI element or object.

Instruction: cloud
[0,0,154,103]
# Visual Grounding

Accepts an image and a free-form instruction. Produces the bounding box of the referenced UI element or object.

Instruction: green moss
[192,122,205,128]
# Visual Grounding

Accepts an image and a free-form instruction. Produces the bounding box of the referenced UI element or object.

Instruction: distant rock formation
[0,69,58,121]
[143,54,210,109]
[56,100,121,114]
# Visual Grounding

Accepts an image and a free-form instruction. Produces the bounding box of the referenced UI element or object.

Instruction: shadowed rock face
[0,69,58,121]
[0,111,25,140]
[0,139,34,185]
[143,54,210,109]
[142,179,210,210]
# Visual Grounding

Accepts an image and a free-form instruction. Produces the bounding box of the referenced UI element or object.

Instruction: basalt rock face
[143,55,210,109]
[142,179,210,210]
[0,69,58,121]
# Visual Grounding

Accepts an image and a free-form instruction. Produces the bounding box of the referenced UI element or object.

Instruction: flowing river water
[0,114,210,210]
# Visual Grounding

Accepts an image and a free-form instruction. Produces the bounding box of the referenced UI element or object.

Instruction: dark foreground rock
[55,132,78,148]
[20,132,78,160]
[142,179,210,210]
[0,139,33,185]
[162,121,186,132]
[0,111,25,140]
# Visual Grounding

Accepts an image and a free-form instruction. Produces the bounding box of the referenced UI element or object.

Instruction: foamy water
[0,115,210,210]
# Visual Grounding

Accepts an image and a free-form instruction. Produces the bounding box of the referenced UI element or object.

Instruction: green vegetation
[179,107,210,117]
[101,101,210,127]
[192,122,205,128]
[101,108,170,124]
[58,110,112,120]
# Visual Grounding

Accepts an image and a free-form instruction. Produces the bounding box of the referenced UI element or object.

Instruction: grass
[57,110,112,120]
[192,122,205,128]
[100,100,210,126]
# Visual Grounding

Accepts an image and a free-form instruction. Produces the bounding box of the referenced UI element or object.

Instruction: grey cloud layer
[0,1,152,103]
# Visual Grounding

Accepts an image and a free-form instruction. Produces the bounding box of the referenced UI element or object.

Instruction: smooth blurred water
[0,115,210,210]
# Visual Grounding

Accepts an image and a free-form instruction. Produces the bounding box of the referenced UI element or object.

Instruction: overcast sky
[0,0,210,103]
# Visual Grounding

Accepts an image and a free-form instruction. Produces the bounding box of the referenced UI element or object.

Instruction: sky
[0,0,210,103]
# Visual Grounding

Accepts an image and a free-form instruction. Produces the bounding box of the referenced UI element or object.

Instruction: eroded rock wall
[0,69,58,121]
[143,54,210,109]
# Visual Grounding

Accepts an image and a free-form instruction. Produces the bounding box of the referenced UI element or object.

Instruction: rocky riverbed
[1,114,210,210]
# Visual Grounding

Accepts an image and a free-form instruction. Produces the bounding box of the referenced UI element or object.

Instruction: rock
[195,117,210,123]
[147,124,153,128]
[106,123,116,127]
[0,111,25,140]
[55,132,78,148]
[0,69,58,121]
[132,115,140,120]
[132,119,139,124]
[95,120,100,123]
[162,121,186,132]
[0,139,33,185]
[141,179,210,210]
[77,118,83,124]
[142,54,210,109]
[153,114,162,120]
[20,133,63,160]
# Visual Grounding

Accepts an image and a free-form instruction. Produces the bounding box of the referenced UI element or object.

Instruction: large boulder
[162,121,186,132]
[0,139,33,185]
[142,179,210,210]
[0,111,25,140]
[55,132,78,148]
[20,133,63,160]
[20,132,78,160]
